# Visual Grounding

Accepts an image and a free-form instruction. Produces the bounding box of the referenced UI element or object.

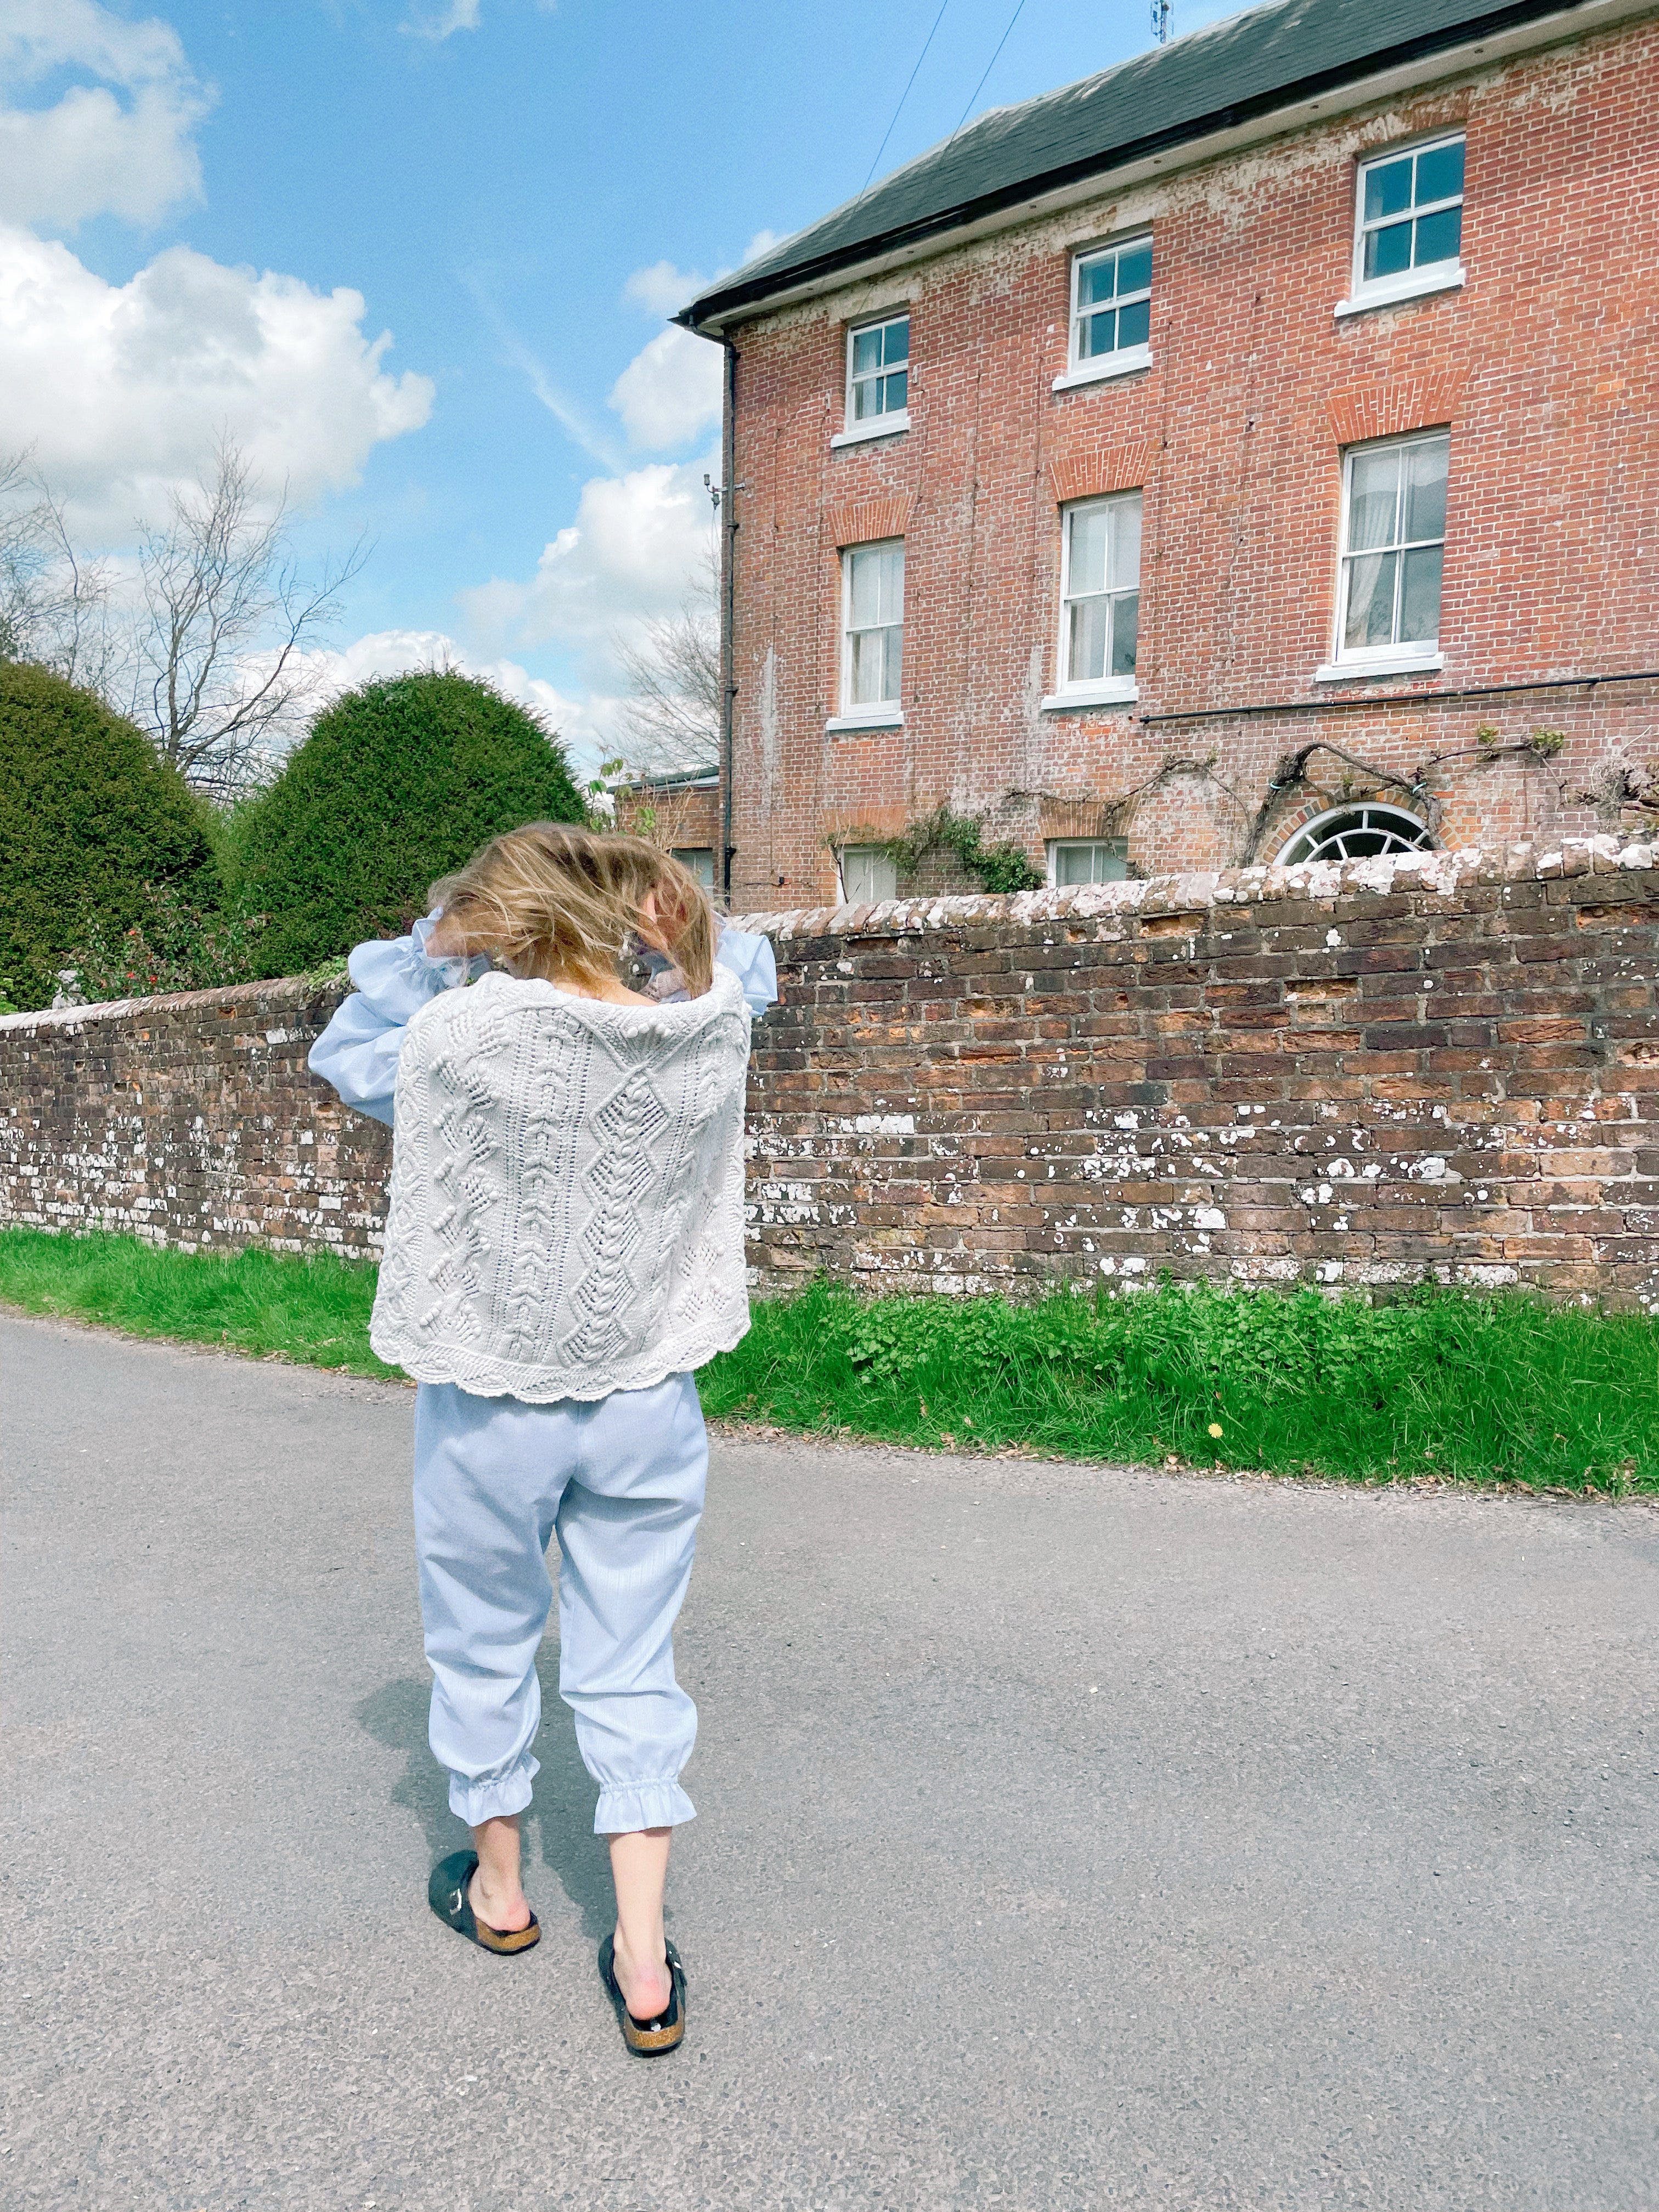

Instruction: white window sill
[825,708,904,733]
[1051,347,1152,393]
[830,413,910,450]
[1313,650,1444,682]
[1040,679,1139,710]
[1334,265,1464,319]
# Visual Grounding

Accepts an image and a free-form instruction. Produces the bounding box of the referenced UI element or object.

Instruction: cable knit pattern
[371,967,752,1400]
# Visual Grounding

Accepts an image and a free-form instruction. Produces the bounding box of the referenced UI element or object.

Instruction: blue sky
[0,0,1234,765]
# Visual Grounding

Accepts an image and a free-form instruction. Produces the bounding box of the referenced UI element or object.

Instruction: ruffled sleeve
[307,912,484,1126]
[715,926,778,1017]
[638,924,779,1018]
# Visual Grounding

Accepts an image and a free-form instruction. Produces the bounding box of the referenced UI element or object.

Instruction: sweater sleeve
[307,912,483,1126]
[715,926,779,1017]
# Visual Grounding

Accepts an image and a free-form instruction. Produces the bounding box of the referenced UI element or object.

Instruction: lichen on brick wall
[733,834,1659,1308]
[0,975,391,1260]
[3,836,1657,1306]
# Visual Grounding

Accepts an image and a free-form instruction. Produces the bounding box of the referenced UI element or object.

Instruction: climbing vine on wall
[833,807,1045,895]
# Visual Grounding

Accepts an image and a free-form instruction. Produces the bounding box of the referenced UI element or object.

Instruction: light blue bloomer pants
[411,1370,707,1835]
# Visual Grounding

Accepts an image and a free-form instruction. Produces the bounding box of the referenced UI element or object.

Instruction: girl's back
[373,962,752,1401]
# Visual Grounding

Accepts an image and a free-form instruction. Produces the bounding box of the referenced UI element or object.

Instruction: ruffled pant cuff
[592,1777,696,1836]
[447,1753,539,1827]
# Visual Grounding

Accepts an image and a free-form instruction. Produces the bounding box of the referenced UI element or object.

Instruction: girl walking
[310,826,776,2054]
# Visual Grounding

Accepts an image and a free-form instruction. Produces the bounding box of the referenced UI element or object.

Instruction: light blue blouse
[308,911,779,1127]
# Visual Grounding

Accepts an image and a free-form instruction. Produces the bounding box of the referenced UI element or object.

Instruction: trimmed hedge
[235,672,587,977]
[0,663,221,1011]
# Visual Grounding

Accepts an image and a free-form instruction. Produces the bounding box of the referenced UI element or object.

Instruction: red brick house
[681,0,1659,912]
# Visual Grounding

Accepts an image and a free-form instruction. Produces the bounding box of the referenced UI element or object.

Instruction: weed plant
[1,1228,1652,1492]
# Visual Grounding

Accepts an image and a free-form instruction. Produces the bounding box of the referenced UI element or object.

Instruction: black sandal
[598,1932,687,2056]
[428,1850,540,1956]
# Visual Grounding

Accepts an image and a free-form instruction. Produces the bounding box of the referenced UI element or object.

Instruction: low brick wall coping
[732,834,1657,943]
[0,973,321,1039]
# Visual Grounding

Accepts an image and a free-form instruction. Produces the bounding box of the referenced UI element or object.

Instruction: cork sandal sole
[428,1850,540,1956]
[599,1933,687,2056]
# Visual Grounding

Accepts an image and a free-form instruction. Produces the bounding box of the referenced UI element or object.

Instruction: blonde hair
[429,823,717,997]
[593,837,716,998]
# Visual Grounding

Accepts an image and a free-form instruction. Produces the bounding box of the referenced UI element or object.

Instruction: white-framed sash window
[835,538,904,724]
[1329,431,1448,673]
[840,313,909,435]
[1342,134,1465,313]
[1045,492,1141,707]
[670,847,715,891]
[1070,236,1152,368]
[839,847,899,904]
[1047,838,1128,887]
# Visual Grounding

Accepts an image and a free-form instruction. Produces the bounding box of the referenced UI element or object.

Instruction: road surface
[3,1314,1656,2209]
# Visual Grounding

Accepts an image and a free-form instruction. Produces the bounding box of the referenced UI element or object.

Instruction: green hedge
[235,671,587,977]
[0,663,221,1011]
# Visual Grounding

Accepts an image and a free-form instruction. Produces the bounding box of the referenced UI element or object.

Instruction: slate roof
[681,0,1602,330]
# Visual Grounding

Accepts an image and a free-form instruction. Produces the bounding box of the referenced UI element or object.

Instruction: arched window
[1276,803,1433,865]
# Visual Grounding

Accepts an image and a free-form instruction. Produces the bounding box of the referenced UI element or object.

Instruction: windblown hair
[429,823,716,997]
[593,836,716,998]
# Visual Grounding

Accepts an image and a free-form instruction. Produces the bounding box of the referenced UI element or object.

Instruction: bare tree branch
[611,543,720,780]
[0,449,118,690]
[133,438,368,797]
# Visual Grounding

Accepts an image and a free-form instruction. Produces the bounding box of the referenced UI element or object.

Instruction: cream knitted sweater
[369,965,753,1400]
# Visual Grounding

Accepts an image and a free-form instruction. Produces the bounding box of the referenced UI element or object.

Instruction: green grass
[697,1278,1659,1496]
[2,1227,1654,1493]
[0,1226,398,1379]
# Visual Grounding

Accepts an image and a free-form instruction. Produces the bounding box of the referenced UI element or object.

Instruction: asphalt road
[3,1314,1657,2210]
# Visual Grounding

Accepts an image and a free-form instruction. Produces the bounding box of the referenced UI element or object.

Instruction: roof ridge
[682,0,1610,330]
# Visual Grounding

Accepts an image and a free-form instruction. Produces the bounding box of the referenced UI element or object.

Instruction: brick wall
[613,778,720,862]
[723,15,1659,910]
[3,838,1656,1307]
[0,979,391,1260]
[735,836,1659,1307]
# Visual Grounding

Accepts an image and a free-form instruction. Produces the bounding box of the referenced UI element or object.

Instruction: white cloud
[250,628,628,783]
[620,232,782,320]
[736,227,784,269]
[401,0,482,37]
[0,223,435,536]
[460,453,716,679]
[607,326,722,450]
[0,0,210,231]
[622,259,708,318]
[607,232,781,452]
[264,627,622,769]
[400,0,559,36]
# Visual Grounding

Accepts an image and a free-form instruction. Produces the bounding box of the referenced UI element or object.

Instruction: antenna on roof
[1151,0,1172,41]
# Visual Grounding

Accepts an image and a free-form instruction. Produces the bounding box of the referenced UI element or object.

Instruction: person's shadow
[356,1648,614,1942]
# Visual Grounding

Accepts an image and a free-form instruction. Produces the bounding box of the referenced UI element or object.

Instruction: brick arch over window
[826,494,913,549]
[1326,371,1468,447]
[1046,441,1152,506]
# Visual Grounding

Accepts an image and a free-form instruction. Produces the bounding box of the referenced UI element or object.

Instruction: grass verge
[0,1226,397,1380]
[2,1227,1653,1493]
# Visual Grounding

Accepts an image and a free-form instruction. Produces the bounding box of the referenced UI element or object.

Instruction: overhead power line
[862,0,953,192]
[949,0,1030,142]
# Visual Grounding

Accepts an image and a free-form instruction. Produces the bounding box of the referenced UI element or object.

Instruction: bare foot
[469,1866,532,1933]
[611,1925,671,2019]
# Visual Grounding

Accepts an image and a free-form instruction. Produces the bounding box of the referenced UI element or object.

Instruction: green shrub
[233,671,586,977]
[64,880,268,1001]
[0,663,221,1010]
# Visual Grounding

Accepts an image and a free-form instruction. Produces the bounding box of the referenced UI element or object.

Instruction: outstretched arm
[307,913,484,1126]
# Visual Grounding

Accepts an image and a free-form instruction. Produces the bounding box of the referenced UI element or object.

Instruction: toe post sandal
[428,1849,540,1956]
[599,1932,687,2056]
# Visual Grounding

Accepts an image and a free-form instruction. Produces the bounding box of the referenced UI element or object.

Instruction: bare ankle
[470,1863,531,1933]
